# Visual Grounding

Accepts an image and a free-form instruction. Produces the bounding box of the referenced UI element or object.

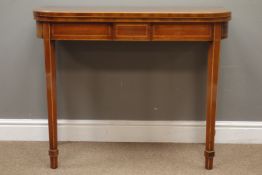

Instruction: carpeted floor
[0,142,261,175]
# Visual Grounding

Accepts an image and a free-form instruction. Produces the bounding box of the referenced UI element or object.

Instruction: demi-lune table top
[34,6,231,22]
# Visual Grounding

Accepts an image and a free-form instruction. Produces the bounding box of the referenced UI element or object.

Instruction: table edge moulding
[33,6,231,170]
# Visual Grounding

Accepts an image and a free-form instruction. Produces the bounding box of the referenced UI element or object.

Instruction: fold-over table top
[34,6,231,22]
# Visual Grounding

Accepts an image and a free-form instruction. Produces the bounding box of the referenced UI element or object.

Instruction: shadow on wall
[55,41,208,121]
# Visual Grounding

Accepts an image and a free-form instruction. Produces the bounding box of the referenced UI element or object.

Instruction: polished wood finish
[43,23,58,169]
[36,22,227,41]
[152,23,212,41]
[205,23,222,170]
[34,7,231,22]
[52,23,112,40]
[114,23,150,40]
[34,7,231,170]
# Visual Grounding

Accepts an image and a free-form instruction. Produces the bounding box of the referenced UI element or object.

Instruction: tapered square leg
[205,24,222,170]
[43,23,59,169]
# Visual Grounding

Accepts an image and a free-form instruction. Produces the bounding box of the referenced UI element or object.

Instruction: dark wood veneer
[33,7,231,170]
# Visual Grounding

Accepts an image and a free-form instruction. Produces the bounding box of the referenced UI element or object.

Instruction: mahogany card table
[33,7,231,170]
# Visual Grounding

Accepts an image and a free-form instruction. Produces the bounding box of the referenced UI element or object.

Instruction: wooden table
[33,7,231,170]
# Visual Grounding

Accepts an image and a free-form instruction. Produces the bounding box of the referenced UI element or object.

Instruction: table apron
[37,22,228,41]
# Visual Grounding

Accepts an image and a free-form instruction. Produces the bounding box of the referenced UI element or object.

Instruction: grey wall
[0,0,262,121]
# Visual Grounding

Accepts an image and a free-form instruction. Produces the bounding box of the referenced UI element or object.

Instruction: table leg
[43,23,59,169]
[205,24,222,170]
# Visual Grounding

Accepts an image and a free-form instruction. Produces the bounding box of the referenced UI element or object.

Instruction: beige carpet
[0,142,261,175]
